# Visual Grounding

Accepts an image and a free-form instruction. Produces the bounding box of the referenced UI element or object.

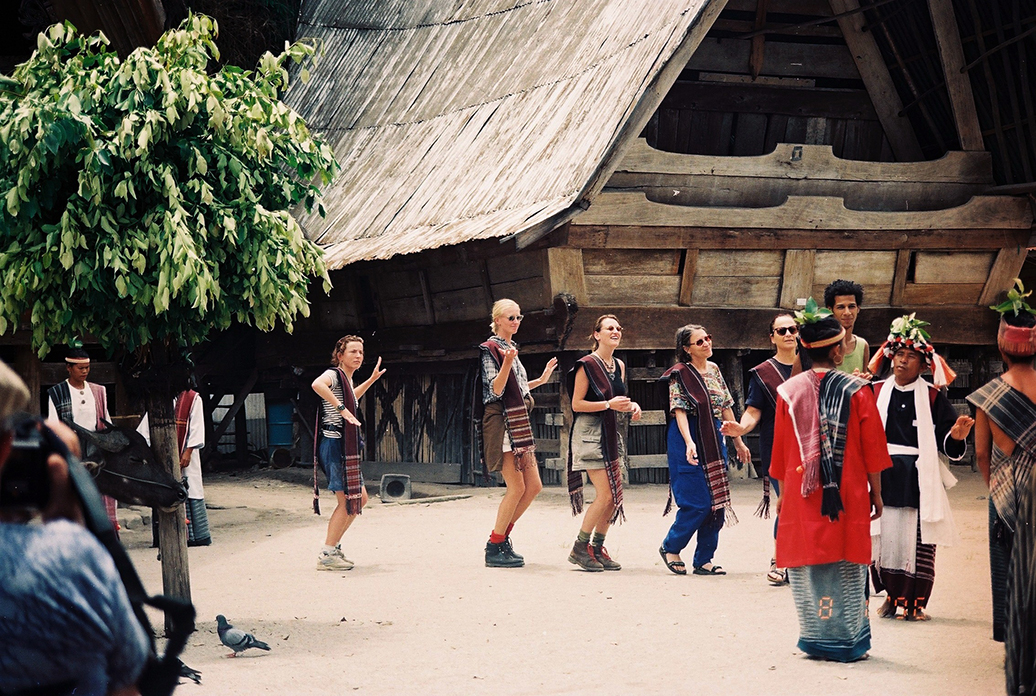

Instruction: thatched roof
[286,0,724,269]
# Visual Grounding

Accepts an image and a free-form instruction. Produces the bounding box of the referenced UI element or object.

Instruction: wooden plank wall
[645,0,895,161]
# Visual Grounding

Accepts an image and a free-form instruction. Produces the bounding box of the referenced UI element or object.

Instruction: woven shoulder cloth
[174,390,198,456]
[482,340,537,472]
[749,357,790,517]
[660,362,736,525]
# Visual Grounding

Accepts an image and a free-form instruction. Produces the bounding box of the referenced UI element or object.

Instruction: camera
[0,414,52,510]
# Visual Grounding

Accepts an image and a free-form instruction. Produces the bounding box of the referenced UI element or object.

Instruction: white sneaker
[317,550,354,571]
[333,545,353,564]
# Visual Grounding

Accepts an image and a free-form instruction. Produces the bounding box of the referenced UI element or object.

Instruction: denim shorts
[319,437,365,493]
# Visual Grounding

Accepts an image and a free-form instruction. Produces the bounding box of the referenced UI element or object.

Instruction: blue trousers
[662,418,723,567]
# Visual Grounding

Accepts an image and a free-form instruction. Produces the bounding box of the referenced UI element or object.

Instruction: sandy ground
[119,467,1006,696]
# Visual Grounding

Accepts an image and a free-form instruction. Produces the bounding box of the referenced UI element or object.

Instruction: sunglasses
[772,326,799,336]
[507,315,524,322]
[689,334,712,347]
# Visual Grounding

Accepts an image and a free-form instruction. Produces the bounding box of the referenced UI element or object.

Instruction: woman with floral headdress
[867,314,973,622]
[770,299,891,662]
[968,280,1036,695]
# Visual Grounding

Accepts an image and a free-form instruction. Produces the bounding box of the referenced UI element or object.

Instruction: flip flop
[659,545,687,575]
[692,563,726,575]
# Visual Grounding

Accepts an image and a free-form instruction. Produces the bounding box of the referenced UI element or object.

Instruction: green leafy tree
[0,15,338,605]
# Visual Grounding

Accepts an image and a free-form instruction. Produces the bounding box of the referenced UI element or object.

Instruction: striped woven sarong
[788,561,871,662]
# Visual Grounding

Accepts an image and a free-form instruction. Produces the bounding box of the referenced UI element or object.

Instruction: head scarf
[867,313,956,387]
[65,347,90,365]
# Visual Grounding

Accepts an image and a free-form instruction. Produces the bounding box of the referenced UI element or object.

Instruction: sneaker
[317,550,354,571]
[590,544,621,571]
[501,537,523,562]
[333,545,353,564]
[568,541,604,572]
[486,541,523,568]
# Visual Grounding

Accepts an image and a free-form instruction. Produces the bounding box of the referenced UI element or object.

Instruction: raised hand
[950,414,975,440]
[540,356,558,381]
[369,357,386,382]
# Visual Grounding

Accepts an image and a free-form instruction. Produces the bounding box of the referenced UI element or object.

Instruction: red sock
[489,532,506,544]
[506,523,514,538]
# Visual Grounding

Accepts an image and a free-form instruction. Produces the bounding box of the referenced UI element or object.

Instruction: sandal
[693,563,726,576]
[766,567,788,585]
[659,545,687,575]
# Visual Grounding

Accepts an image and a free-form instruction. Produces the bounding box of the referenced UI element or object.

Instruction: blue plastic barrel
[267,402,294,448]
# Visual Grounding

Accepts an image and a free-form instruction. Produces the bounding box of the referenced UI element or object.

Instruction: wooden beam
[679,249,699,306]
[573,192,1032,233]
[890,249,912,306]
[658,82,879,120]
[828,0,924,161]
[567,223,1031,252]
[418,269,436,324]
[750,0,770,78]
[546,248,588,307]
[779,250,816,308]
[613,139,992,184]
[927,0,984,151]
[979,246,1031,306]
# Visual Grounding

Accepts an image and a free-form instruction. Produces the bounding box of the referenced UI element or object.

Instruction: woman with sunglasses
[565,315,642,571]
[722,312,799,584]
[478,299,558,568]
[659,325,750,575]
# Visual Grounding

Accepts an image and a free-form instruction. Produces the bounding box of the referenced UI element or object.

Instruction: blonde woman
[566,315,641,571]
[478,299,557,567]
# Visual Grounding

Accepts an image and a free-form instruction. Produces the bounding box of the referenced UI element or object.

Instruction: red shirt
[771,386,892,567]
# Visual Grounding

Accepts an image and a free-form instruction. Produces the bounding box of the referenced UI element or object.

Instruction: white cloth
[137,395,206,499]
[47,381,109,431]
[874,378,958,547]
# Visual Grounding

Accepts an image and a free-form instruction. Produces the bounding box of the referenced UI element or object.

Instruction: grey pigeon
[216,615,271,657]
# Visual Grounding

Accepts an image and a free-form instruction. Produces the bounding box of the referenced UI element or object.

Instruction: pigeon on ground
[216,615,271,657]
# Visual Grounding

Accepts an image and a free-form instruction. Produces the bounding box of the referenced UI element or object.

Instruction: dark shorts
[318,437,364,493]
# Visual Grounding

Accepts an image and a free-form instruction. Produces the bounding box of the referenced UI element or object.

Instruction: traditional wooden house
[4,0,1035,481]
[261,0,1036,483]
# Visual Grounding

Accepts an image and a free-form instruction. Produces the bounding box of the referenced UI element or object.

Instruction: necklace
[595,352,616,372]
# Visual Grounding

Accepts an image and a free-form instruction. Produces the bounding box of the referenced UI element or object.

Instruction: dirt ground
[120,466,1006,696]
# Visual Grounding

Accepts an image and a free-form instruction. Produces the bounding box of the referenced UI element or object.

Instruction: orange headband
[799,326,845,349]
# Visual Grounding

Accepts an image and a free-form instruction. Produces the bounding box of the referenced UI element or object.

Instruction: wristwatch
[336,404,346,411]
[603,401,610,410]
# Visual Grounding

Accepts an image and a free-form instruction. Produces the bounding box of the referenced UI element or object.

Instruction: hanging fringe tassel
[755,476,771,519]
[821,485,844,521]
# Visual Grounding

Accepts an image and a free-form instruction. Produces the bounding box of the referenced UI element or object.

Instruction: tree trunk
[143,346,191,632]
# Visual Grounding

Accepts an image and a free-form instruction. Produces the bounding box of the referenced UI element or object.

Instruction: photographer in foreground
[0,359,150,696]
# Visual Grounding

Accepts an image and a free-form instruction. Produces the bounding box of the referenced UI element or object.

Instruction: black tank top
[579,362,627,402]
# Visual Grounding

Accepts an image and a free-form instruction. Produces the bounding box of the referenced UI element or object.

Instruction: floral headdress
[867,313,956,386]
[993,279,1036,357]
[794,298,844,349]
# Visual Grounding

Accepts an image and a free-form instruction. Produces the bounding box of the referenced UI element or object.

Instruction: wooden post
[546,248,588,307]
[145,348,191,630]
[928,0,984,151]
[979,246,1029,306]
[779,250,815,309]
[829,0,924,161]
[235,405,248,466]
[678,249,699,307]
